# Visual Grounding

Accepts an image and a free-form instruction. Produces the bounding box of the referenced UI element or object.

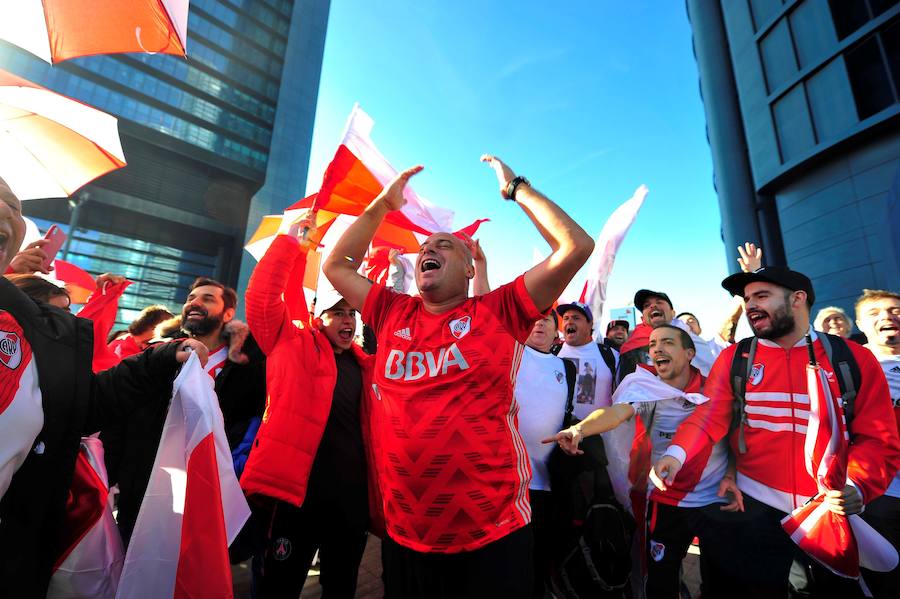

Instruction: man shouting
[324,155,594,598]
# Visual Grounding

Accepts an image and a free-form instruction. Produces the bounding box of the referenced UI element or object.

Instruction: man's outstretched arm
[482,155,594,312]
[323,166,423,310]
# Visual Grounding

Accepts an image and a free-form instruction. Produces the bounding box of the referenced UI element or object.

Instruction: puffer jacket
[239,234,384,535]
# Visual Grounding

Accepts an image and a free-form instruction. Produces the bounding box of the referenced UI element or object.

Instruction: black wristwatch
[504,176,530,201]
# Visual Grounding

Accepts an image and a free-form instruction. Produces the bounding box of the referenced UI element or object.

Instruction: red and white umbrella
[0,68,126,200]
[0,0,189,64]
[781,335,898,584]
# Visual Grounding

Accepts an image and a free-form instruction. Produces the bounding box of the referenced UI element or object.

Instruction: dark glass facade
[688,0,900,313]
[0,0,329,326]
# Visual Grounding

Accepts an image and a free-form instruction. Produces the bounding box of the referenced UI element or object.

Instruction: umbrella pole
[61,192,89,261]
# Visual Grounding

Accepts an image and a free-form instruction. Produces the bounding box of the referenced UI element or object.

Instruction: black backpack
[729,332,861,452]
[547,357,632,599]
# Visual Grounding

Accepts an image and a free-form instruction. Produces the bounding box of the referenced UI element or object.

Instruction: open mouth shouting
[653,354,672,369]
[184,307,208,321]
[338,326,354,342]
[746,309,770,330]
[420,257,442,273]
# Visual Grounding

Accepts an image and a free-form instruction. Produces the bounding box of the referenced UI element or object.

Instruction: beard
[750,303,796,340]
[182,309,223,337]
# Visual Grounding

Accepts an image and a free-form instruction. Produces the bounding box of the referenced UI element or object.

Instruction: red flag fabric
[781,352,898,579]
[620,322,652,355]
[76,280,130,372]
[52,259,97,304]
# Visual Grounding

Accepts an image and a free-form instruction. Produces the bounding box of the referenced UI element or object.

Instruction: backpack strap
[818,333,861,435]
[562,358,577,429]
[596,343,617,376]
[730,337,758,454]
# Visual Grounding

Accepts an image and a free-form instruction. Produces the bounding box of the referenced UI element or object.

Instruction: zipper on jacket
[786,347,798,511]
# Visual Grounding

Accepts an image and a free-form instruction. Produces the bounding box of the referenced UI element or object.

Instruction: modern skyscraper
[0,0,329,326]
[687,0,900,312]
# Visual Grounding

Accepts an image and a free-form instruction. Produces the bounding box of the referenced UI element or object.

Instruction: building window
[844,33,897,119]
[790,0,838,68]
[806,57,858,141]
[773,83,816,161]
[760,18,799,92]
[750,0,785,30]
[828,0,899,39]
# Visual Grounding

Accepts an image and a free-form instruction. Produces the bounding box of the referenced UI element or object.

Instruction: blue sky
[304,2,745,335]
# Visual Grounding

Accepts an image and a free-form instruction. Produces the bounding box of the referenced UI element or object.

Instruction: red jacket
[239,235,384,535]
[670,331,900,513]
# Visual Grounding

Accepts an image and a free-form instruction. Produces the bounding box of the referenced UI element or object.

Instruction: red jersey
[363,275,541,553]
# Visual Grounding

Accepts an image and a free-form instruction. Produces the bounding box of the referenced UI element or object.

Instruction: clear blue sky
[305,1,744,335]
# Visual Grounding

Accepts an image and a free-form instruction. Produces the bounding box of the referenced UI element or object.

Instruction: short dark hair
[188,277,237,311]
[676,311,698,323]
[548,310,559,328]
[653,324,695,352]
[6,274,69,305]
[128,304,174,336]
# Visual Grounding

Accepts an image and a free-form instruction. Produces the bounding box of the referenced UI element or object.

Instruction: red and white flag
[577,185,648,340]
[781,341,898,583]
[115,353,250,599]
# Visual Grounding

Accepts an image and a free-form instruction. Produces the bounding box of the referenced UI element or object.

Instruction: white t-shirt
[867,346,900,497]
[557,342,616,420]
[514,347,570,491]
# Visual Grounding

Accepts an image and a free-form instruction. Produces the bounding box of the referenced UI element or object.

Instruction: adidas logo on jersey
[384,343,470,381]
[394,327,412,341]
[890,365,900,374]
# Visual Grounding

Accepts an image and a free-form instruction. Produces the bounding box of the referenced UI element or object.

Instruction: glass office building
[0,0,329,326]
[687,0,900,313]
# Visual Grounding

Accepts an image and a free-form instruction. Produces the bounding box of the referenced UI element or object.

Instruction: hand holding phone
[40,225,67,271]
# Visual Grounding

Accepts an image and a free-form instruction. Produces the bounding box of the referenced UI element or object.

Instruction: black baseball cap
[634,289,673,310]
[556,301,593,322]
[722,266,815,306]
[606,319,630,333]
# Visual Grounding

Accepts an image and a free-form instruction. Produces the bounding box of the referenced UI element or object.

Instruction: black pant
[252,500,368,599]
[644,500,733,599]
[381,524,534,599]
[711,494,864,599]
[861,494,900,599]
[530,490,557,599]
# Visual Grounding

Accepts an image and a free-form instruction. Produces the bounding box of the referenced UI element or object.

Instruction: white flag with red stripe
[577,185,648,340]
[115,354,250,599]
[781,356,898,581]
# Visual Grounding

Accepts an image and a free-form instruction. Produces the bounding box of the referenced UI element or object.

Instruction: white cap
[314,284,347,317]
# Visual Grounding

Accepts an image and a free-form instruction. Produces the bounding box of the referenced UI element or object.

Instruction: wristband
[504,176,530,200]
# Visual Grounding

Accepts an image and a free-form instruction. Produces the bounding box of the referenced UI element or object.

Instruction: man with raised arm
[323,155,594,598]
[651,267,900,597]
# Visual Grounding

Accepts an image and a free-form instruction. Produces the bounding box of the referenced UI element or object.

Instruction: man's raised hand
[376,165,424,212]
[480,155,515,197]
[737,242,763,273]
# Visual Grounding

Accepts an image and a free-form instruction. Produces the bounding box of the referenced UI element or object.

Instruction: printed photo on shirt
[572,358,598,405]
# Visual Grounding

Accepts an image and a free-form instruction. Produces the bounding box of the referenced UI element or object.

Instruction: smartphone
[41,225,67,270]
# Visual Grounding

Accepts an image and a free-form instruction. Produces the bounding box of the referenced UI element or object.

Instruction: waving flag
[781,336,898,582]
[313,104,454,235]
[116,354,250,599]
[577,185,648,341]
[77,280,131,372]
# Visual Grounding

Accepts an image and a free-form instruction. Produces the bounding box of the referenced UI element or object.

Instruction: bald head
[415,232,474,301]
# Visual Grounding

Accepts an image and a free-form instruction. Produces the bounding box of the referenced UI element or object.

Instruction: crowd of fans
[1,157,899,599]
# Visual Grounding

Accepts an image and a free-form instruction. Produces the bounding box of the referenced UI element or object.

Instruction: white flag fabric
[115,354,250,599]
[47,436,124,599]
[602,367,709,512]
[580,185,649,341]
